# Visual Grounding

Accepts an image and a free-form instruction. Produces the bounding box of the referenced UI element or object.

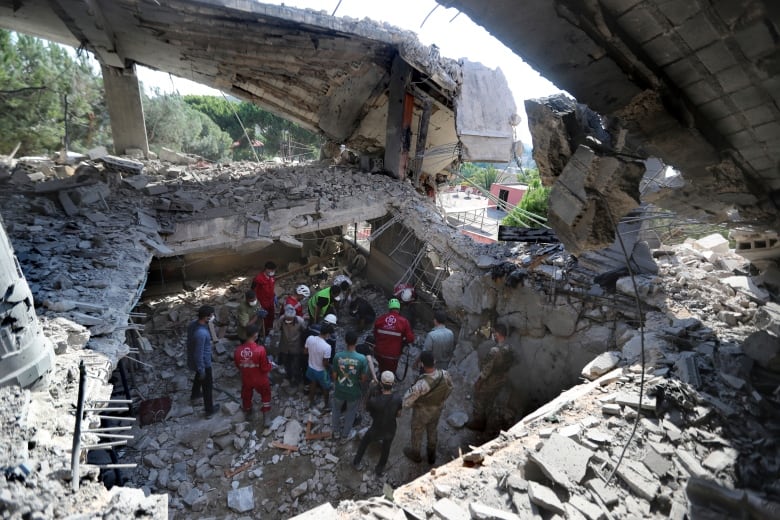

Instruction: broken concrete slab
[528,433,593,488]
[527,481,565,515]
[433,498,470,520]
[585,478,619,507]
[567,494,604,520]
[614,459,660,501]
[692,233,730,254]
[468,501,522,520]
[741,330,780,372]
[581,351,621,380]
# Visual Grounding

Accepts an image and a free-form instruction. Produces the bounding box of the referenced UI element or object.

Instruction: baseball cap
[380,371,395,385]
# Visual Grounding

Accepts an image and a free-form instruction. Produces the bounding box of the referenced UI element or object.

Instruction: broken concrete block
[702,448,738,473]
[123,175,150,190]
[227,486,254,513]
[527,481,564,515]
[70,182,110,207]
[433,498,469,520]
[87,146,109,160]
[675,448,709,478]
[469,502,522,520]
[581,351,621,380]
[145,184,169,196]
[615,459,659,500]
[754,302,780,337]
[693,233,729,254]
[614,392,656,412]
[642,445,672,477]
[568,494,604,520]
[283,419,303,446]
[290,480,308,498]
[721,276,769,303]
[160,147,197,165]
[741,330,780,372]
[58,191,79,217]
[585,478,619,506]
[528,433,592,488]
[601,403,621,416]
[101,155,144,175]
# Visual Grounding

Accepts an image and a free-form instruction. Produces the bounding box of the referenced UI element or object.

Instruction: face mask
[284,319,293,324]
[268,271,276,277]
[209,315,215,323]
[250,300,258,306]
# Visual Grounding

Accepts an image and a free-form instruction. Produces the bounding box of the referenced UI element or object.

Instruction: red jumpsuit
[252,271,276,332]
[373,310,414,373]
[233,340,273,413]
[284,295,303,318]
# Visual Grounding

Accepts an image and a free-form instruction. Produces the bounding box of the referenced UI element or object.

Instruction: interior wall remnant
[0,218,54,388]
[455,59,518,162]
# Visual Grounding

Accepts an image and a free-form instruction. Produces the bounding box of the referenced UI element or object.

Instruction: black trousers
[354,428,395,473]
[191,367,215,413]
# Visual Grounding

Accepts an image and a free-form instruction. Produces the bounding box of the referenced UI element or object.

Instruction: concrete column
[101,63,149,156]
[384,55,413,179]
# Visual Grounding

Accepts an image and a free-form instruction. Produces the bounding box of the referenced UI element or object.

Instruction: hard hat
[388,298,401,310]
[399,288,414,302]
[323,313,338,325]
[380,371,395,385]
[295,285,310,297]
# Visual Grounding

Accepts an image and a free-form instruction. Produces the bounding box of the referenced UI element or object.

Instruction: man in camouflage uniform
[466,323,513,432]
[402,351,453,465]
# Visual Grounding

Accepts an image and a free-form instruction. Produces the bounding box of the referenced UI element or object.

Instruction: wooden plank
[270,441,299,452]
[304,431,332,441]
[224,460,254,478]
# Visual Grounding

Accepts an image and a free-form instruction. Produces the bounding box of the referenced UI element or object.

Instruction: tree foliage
[0,30,109,155]
[459,162,517,191]
[502,168,551,228]
[143,91,233,161]
[182,95,320,161]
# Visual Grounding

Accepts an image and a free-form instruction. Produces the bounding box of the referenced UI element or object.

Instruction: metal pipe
[83,440,128,450]
[70,360,86,492]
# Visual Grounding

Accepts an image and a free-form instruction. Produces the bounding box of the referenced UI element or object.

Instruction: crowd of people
[185,260,508,475]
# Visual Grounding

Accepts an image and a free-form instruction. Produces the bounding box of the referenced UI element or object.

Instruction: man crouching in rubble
[233,324,273,424]
[187,305,220,418]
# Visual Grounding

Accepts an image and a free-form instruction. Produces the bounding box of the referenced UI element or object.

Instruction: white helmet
[295,284,311,298]
[323,314,338,325]
[399,288,414,302]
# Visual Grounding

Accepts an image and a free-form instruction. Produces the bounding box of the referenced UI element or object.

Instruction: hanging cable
[222,92,261,164]
[331,0,343,16]
[599,193,647,486]
[420,4,440,28]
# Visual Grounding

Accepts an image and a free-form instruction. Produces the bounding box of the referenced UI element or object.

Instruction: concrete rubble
[0,151,778,519]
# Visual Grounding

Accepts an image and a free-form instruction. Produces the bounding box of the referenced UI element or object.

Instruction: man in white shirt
[305,322,334,409]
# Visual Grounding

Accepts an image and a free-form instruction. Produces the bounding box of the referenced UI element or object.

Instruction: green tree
[502,170,550,228]
[143,92,233,161]
[0,31,108,155]
[182,95,320,160]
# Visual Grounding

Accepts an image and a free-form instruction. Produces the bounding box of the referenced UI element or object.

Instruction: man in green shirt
[236,289,266,342]
[331,330,367,442]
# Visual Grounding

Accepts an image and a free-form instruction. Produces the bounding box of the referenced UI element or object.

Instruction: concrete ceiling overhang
[0,0,517,170]
[438,0,780,230]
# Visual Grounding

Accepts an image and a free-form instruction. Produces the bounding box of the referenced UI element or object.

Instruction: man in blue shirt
[187,305,220,418]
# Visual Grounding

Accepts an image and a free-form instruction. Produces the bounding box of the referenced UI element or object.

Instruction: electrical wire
[221,92,261,164]
[600,193,647,486]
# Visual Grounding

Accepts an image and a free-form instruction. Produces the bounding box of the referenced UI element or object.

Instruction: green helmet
[388,298,401,310]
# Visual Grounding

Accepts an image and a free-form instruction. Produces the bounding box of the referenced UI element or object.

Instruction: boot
[427,448,436,465]
[403,447,422,463]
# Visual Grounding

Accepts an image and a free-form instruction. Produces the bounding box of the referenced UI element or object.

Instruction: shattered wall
[0,215,54,387]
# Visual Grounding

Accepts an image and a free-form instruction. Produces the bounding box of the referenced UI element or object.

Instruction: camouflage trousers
[410,404,443,455]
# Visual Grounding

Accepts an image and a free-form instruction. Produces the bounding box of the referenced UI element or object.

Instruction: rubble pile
[1,149,779,519]
[325,235,780,519]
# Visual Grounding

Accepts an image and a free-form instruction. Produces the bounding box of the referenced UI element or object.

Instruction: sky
[135,0,563,143]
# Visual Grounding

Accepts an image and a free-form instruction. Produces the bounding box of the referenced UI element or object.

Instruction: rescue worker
[233,324,273,423]
[187,305,219,418]
[236,289,266,342]
[348,295,376,330]
[352,371,402,476]
[305,322,334,409]
[274,304,307,387]
[331,330,367,442]
[402,351,453,465]
[466,323,514,432]
[307,284,342,324]
[420,310,455,370]
[373,298,414,373]
[284,284,310,319]
[251,261,277,334]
